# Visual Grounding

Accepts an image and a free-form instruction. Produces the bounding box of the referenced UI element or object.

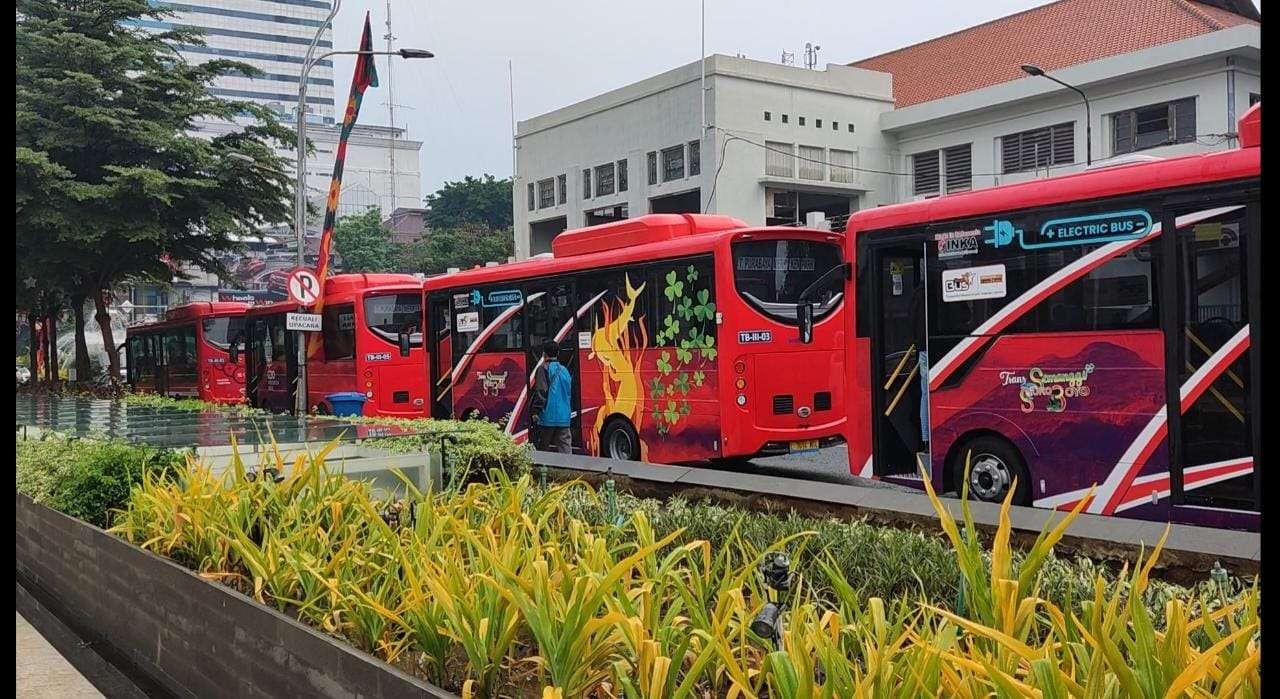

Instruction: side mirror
[398,330,411,357]
[797,303,814,344]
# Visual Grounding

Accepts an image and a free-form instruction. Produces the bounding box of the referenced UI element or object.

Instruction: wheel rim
[608,428,635,460]
[968,452,1011,501]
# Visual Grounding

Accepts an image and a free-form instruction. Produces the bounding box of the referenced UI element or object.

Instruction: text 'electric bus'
[243,273,427,417]
[845,103,1260,531]
[423,214,848,464]
[124,302,249,403]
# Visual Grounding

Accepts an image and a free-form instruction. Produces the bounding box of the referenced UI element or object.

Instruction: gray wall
[15,494,454,699]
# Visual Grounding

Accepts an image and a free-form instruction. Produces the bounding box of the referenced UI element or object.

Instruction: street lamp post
[291,6,432,415]
[1021,64,1091,166]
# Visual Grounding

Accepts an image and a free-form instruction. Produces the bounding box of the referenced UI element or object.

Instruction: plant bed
[96,444,1259,697]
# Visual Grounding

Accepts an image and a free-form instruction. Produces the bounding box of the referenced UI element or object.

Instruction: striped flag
[308,11,379,358]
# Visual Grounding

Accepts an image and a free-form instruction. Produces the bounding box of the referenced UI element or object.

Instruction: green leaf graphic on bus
[650,263,717,436]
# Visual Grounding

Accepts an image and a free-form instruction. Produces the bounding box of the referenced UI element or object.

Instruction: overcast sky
[326,0,1261,199]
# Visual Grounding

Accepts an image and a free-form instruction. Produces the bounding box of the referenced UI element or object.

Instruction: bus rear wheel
[601,418,640,461]
[953,435,1030,505]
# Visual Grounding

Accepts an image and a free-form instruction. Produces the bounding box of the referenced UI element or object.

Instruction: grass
[100,440,1259,697]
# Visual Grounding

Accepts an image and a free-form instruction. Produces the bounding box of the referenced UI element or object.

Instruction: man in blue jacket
[530,340,573,453]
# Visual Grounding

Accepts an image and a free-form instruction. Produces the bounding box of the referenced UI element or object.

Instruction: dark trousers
[533,425,572,453]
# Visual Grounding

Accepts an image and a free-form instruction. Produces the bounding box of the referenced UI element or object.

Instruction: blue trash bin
[325,392,367,417]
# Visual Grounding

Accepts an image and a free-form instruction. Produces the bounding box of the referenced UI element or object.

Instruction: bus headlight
[736,394,747,406]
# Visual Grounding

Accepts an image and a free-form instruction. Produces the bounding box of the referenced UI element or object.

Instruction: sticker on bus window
[456,312,480,333]
[934,229,981,259]
[942,264,1006,302]
[482,289,523,307]
[453,293,471,309]
[578,331,591,349]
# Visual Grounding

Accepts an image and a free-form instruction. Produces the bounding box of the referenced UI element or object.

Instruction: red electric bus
[422,214,848,464]
[844,103,1260,531]
[124,302,250,403]
[244,273,427,417]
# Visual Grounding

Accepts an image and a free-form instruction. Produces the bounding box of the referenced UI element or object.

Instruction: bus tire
[601,417,640,461]
[952,435,1030,506]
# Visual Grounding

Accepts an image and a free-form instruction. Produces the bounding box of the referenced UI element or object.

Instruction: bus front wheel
[601,418,640,461]
[953,435,1030,506]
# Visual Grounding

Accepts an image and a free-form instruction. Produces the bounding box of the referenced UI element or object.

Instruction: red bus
[124,302,250,403]
[844,103,1260,530]
[244,273,427,417]
[423,214,848,464]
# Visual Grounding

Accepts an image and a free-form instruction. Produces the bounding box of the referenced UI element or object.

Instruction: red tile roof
[849,0,1258,108]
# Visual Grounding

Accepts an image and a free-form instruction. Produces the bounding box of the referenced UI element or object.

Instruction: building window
[764,111,771,121]
[661,145,684,182]
[647,151,657,185]
[943,144,972,193]
[798,145,825,180]
[1249,93,1261,106]
[582,168,591,199]
[537,178,555,209]
[781,114,788,124]
[527,182,534,211]
[688,140,701,176]
[798,116,806,126]
[617,159,628,192]
[764,141,794,177]
[848,123,855,133]
[912,145,972,195]
[557,174,567,205]
[1112,98,1196,154]
[829,149,856,183]
[815,118,822,129]
[595,163,615,196]
[832,121,839,131]
[912,151,940,196]
[1001,122,1074,173]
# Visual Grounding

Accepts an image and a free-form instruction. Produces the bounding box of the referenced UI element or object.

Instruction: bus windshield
[363,293,423,346]
[201,316,246,350]
[732,239,844,323]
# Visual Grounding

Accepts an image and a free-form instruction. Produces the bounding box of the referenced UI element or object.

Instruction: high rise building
[133,0,337,127]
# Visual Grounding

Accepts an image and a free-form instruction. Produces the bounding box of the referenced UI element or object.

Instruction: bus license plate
[789,440,820,454]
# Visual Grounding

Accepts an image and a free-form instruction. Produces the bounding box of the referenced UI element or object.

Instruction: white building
[513,0,1259,259]
[515,56,897,258]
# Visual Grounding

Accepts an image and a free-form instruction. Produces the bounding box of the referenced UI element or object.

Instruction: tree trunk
[46,311,59,383]
[93,289,121,383]
[72,294,91,383]
[26,311,39,385]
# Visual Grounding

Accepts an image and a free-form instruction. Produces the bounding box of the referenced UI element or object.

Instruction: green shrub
[16,435,182,528]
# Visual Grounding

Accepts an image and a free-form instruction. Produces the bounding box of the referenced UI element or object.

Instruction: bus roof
[423,214,840,291]
[849,102,1260,235]
[164,302,249,322]
[243,277,421,317]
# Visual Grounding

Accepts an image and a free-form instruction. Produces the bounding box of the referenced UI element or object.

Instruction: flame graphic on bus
[585,274,649,459]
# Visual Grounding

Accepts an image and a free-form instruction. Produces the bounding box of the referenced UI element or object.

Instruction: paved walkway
[15,611,103,698]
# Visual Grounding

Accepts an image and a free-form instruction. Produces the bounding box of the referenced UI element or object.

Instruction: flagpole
[292,12,432,415]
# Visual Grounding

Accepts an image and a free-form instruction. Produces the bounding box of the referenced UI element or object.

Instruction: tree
[17,0,294,381]
[423,175,513,231]
[400,223,515,276]
[332,207,401,273]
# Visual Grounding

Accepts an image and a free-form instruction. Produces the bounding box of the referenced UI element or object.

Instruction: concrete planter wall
[14,494,455,699]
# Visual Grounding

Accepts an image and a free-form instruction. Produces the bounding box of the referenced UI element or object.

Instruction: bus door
[1167,198,1260,512]
[427,294,453,418]
[523,280,576,445]
[248,315,297,413]
[869,243,930,477]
